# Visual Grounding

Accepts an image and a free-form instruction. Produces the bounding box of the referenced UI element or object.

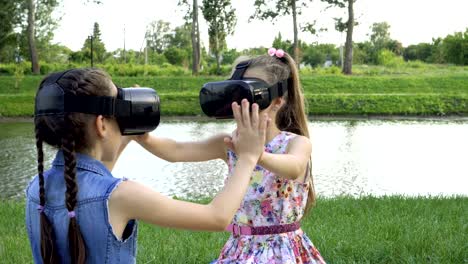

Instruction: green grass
[0,67,467,117]
[1,196,467,263]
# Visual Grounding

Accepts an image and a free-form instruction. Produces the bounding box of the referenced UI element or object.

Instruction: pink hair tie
[268,47,285,58]
[68,211,76,218]
[268,47,277,56]
[275,49,285,58]
[37,205,44,213]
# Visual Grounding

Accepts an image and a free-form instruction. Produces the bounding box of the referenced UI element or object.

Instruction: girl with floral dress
[137,49,325,263]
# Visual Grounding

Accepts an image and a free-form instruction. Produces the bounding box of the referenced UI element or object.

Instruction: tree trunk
[343,0,354,75]
[192,0,200,75]
[215,31,220,75]
[27,0,40,74]
[215,46,221,75]
[291,0,300,68]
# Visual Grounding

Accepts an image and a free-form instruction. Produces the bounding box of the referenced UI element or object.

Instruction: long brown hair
[239,52,316,214]
[34,68,114,263]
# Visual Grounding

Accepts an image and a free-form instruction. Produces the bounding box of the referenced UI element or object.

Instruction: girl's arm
[135,133,229,162]
[257,135,312,181]
[109,100,268,231]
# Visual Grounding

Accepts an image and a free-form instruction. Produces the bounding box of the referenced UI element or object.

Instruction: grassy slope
[0,67,467,117]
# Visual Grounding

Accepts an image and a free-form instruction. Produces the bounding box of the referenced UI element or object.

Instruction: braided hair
[34,68,114,263]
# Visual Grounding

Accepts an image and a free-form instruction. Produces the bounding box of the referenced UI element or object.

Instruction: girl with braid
[26,68,268,263]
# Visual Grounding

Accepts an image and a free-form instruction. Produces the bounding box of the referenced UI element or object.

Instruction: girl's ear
[94,115,108,139]
[273,97,285,110]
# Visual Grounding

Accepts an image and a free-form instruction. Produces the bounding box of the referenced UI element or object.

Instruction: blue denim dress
[25,151,138,263]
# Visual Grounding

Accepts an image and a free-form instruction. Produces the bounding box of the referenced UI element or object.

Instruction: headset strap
[35,71,131,117]
[230,60,251,80]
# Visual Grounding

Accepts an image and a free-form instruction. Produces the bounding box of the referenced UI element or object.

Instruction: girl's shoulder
[278,131,311,150]
[279,131,310,143]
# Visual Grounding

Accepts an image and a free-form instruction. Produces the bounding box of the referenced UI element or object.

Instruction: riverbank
[1,72,467,117]
[1,196,466,263]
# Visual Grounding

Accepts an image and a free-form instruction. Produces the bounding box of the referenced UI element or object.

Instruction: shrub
[377,49,405,67]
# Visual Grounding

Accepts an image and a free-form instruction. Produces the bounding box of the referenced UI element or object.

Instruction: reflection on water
[1,119,467,200]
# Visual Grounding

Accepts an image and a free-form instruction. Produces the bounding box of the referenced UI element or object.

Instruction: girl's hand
[230,99,268,163]
[223,129,237,153]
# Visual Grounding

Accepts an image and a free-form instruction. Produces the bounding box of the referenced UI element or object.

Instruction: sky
[52,0,468,52]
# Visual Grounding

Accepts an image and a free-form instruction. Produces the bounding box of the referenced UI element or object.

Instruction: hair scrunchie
[268,47,285,58]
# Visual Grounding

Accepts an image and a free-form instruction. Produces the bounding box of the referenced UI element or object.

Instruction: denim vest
[25,151,138,263]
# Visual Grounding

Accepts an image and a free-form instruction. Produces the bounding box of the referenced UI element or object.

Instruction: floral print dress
[212,131,326,264]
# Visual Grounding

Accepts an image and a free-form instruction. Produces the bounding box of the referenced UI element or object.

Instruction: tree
[442,30,467,65]
[403,43,433,62]
[429,37,445,64]
[221,48,240,65]
[272,32,294,54]
[0,0,20,62]
[302,43,339,67]
[164,46,189,66]
[19,0,101,73]
[369,22,391,50]
[322,0,357,74]
[366,22,402,64]
[201,0,236,75]
[146,20,172,54]
[169,24,192,50]
[80,22,107,64]
[251,0,314,67]
[179,0,202,75]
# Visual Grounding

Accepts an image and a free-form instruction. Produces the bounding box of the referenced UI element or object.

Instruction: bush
[203,64,232,76]
[300,65,342,75]
[0,62,31,75]
[377,49,405,67]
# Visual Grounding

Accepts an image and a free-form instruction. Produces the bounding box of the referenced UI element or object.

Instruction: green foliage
[203,64,232,76]
[376,49,405,67]
[16,0,61,64]
[164,47,189,66]
[13,63,24,90]
[363,22,403,63]
[429,37,446,64]
[146,20,172,54]
[272,32,293,54]
[1,66,467,117]
[201,0,236,74]
[0,0,19,60]
[169,23,192,50]
[302,44,339,67]
[221,48,240,65]
[442,29,467,65]
[402,29,467,66]
[321,0,358,32]
[250,0,312,20]
[80,22,107,64]
[403,43,432,62]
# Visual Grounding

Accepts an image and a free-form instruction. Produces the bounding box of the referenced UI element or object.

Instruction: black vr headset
[199,60,289,119]
[34,70,160,135]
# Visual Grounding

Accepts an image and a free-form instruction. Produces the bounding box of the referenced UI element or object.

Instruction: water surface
[1,118,467,200]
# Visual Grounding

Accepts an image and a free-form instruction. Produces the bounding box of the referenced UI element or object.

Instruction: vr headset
[199,60,289,119]
[34,70,160,135]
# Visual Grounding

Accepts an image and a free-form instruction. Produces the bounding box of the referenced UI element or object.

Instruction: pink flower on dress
[260,199,273,216]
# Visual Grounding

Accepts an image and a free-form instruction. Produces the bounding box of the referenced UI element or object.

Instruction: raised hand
[228,99,268,163]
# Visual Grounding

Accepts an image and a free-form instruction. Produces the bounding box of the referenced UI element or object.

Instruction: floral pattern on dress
[213,131,326,264]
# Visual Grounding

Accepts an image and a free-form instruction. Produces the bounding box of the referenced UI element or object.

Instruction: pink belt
[226,222,301,236]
